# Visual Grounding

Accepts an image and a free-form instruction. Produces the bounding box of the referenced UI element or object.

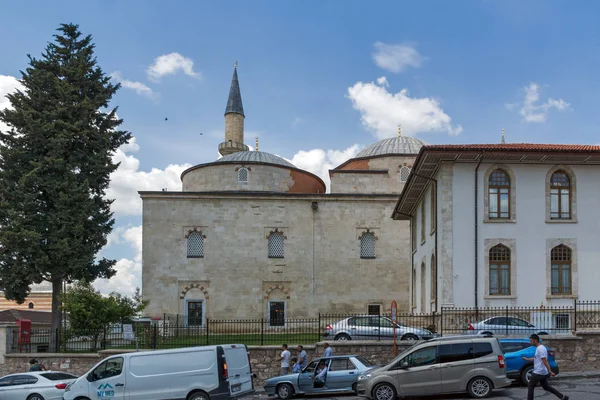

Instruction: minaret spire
[501,128,505,144]
[219,61,249,156]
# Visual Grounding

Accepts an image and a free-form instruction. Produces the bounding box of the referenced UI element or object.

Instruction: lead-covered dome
[356,136,427,158]
[216,151,295,168]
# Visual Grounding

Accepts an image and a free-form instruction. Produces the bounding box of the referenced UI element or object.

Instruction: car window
[355,355,373,367]
[0,377,11,387]
[379,318,394,328]
[491,317,507,325]
[346,317,356,326]
[404,346,437,367]
[353,317,371,327]
[41,372,78,380]
[438,343,474,363]
[303,361,318,373]
[473,342,494,358]
[509,318,530,327]
[89,357,124,381]
[330,358,354,371]
[11,375,37,385]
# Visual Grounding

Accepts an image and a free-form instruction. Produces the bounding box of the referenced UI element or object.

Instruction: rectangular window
[268,301,285,327]
[473,342,493,358]
[438,343,474,363]
[368,304,381,315]
[489,263,510,295]
[551,263,571,294]
[187,301,203,326]
[489,188,510,218]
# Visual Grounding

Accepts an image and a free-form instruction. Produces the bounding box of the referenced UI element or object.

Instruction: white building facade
[393,144,600,312]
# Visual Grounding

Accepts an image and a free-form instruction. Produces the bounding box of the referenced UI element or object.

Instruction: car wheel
[467,377,493,398]
[27,395,45,400]
[188,391,210,400]
[277,383,294,400]
[401,333,418,341]
[373,383,397,400]
[334,333,351,340]
[521,365,533,386]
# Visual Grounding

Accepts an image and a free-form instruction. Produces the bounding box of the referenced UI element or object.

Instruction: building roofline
[139,190,400,201]
[392,143,600,220]
[333,153,419,170]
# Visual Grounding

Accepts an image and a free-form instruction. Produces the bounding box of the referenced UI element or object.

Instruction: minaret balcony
[218,140,249,156]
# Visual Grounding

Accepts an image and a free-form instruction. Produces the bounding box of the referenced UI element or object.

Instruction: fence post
[573,299,577,333]
[206,319,210,346]
[261,319,264,346]
[152,324,157,350]
[440,308,444,337]
[102,326,107,350]
[317,313,321,343]
[378,313,381,341]
[505,306,509,336]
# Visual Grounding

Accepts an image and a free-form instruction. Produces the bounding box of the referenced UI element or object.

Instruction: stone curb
[553,371,600,381]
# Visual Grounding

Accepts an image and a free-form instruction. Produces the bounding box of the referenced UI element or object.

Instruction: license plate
[232,385,241,393]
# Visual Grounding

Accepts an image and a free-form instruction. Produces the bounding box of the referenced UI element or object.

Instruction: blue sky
[1,0,599,294]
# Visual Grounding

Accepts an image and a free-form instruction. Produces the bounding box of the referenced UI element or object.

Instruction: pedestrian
[297,345,308,369]
[280,344,291,375]
[523,334,569,400]
[323,342,333,357]
[28,359,45,371]
[291,357,302,373]
[313,360,328,388]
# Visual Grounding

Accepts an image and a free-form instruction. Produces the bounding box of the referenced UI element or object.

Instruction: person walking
[297,345,308,369]
[523,334,568,400]
[323,342,333,357]
[280,344,291,375]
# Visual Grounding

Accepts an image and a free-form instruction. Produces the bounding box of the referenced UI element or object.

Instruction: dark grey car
[323,316,437,341]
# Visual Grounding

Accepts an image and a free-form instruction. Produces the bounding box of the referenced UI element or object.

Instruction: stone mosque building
[140,66,425,325]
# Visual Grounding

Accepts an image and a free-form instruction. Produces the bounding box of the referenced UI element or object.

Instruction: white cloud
[106,137,193,215]
[0,75,24,133]
[291,144,362,191]
[147,52,201,82]
[508,83,571,123]
[376,76,389,87]
[111,71,156,98]
[122,226,142,263]
[372,42,422,73]
[347,77,462,139]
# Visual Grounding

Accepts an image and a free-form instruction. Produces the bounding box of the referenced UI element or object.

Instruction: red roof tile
[423,143,600,152]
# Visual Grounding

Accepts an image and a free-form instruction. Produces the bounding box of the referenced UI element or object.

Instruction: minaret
[219,61,249,156]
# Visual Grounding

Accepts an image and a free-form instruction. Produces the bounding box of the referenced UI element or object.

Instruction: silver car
[356,336,512,399]
[466,316,550,336]
[323,316,437,341]
[0,371,78,400]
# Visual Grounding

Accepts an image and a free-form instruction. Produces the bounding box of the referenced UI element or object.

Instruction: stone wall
[3,335,600,388]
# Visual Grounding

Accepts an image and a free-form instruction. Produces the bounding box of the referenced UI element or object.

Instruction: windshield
[355,356,373,367]
[386,342,420,365]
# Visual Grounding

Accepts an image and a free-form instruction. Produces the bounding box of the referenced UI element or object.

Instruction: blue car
[263,355,376,399]
[499,338,559,385]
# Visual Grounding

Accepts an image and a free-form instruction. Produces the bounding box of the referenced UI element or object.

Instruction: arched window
[400,166,411,182]
[360,231,376,259]
[268,231,285,258]
[187,231,204,258]
[550,170,571,219]
[551,244,571,294]
[489,244,511,295]
[430,255,436,303]
[28,302,34,309]
[237,167,248,183]
[488,169,510,219]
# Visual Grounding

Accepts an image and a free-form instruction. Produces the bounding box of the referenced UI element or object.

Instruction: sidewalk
[554,370,600,381]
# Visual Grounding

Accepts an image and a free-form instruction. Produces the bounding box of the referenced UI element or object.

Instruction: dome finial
[255,136,259,151]
[397,124,402,137]
[501,128,505,144]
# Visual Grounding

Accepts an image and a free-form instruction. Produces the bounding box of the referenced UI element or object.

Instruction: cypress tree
[0,23,130,333]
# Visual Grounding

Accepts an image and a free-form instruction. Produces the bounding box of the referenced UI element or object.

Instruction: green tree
[0,23,130,333]
[62,281,148,350]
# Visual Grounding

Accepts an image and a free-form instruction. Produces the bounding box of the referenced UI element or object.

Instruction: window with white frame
[187,231,204,258]
[551,244,572,294]
[400,166,411,182]
[268,231,285,258]
[237,167,248,183]
[360,231,376,259]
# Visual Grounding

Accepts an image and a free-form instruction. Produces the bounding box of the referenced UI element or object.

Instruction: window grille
[237,167,248,182]
[400,166,411,182]
[360,232,376,259]
[550,170,571,219]
[268,232,285,258]
[488,169,510,219]
[187,231,204,258]
[551,244,572,294]
[489,244,510,295]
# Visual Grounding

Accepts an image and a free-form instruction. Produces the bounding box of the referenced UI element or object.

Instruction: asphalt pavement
[243,378,600,400]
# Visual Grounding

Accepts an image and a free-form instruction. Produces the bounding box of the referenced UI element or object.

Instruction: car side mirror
[400,362,410,370]
[86,374,94,383]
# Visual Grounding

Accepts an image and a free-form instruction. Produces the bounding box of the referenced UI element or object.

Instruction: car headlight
[358,374,372,381]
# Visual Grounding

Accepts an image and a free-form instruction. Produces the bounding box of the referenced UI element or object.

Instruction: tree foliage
[0,23,130,329]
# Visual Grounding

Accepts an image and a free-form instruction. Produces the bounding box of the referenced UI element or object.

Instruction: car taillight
[56,383,68,389]
[223,362,229,378]
[467,324,474,330]
[497,355,505,368]
[325,324,333,330]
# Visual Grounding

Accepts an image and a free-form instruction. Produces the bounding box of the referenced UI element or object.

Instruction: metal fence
[9,300,600,353]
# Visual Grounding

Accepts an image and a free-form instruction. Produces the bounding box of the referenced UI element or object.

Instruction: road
[243,378,600,400]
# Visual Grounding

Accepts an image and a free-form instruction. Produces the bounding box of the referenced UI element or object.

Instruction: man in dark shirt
[28,359,44,371]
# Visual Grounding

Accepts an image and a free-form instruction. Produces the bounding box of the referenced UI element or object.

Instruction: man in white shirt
[323,342,333,357]
[523,334,568,400]
[314,361,328,388]
[280,344,291,375]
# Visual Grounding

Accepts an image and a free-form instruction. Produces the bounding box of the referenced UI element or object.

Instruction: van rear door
[222,344,254,397]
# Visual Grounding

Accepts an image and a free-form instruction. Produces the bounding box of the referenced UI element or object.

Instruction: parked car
[356,335,512,399]
[466,316,550,336]
[0,371,78,400]
[323,315,437,341]
[499,338,559,385]
[64,344,254,400]
[263,355,375,399]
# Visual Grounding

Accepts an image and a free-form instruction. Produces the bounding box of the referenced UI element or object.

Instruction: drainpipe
[474,155,483,309]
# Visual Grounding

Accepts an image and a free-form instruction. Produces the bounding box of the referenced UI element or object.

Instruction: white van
[63,344,255,400]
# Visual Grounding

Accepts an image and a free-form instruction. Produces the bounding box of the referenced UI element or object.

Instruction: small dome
[356,136,428,158]
[217,151,295,168]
